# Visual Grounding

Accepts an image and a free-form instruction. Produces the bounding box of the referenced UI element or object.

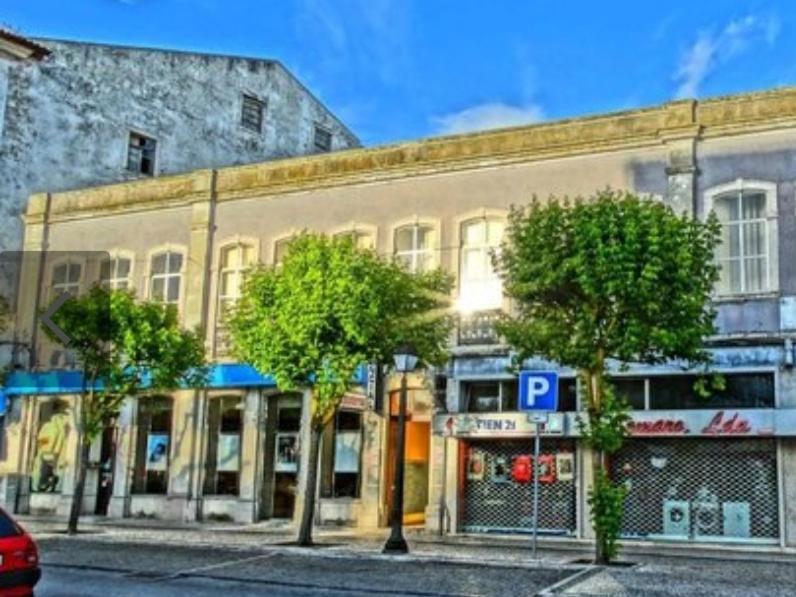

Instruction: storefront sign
[434,412,566,438]
[626,410,772,437]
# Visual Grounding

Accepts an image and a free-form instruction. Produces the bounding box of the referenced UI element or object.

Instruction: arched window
[218,243,255,317]
[149,251,183,305]
[708,181,777,295]
[100,254,133,290]
[333,227,376,250]
[458,218,504,312]
[394,223,437,273]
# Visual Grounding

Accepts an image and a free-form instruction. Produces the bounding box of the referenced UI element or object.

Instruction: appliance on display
[693,487,721,538]
[663,500,691,537]
[537,454,556,483]
[512,454,532,483]
[491,456,509,483]
[723,501,751,538]
[467,450,485,481]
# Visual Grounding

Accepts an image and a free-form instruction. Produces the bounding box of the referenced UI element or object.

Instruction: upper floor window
[273,238,292,266]
[127,132,157,176]
[394,224,437,273]
[458,218,503,312]
[150,251,183,305]
[218,243,255,317]
[100,256,132,291]
[51,262,81,296]
[241,94,265,133]
[709,181,777,295]
[334,228,375,251]
[314,125,332,153]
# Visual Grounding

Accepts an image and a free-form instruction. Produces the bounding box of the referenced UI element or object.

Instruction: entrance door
[94,423,116,515]
[272,403,301,518]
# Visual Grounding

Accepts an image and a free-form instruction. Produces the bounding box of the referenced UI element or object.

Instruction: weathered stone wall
[0,40,359,252]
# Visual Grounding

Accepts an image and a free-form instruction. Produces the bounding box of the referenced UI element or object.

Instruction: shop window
[203,396,243,496]
[649,373,774,410]
[149,251,183,305]
[132,396,172,494]
[394,224,437,273]
[100,255,132,290]
[609,377,646,410]
[31,399,70,493]
[458,218,503,313]
[320,410,362,499]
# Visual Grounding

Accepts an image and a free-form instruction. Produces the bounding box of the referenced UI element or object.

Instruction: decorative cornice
[39,87,796,220]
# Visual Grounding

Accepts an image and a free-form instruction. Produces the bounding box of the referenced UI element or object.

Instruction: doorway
[94,422,117,516]
[272,399,301,519]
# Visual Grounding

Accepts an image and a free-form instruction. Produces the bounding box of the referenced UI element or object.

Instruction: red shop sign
[627,419,688,435]
[701,411,752,435]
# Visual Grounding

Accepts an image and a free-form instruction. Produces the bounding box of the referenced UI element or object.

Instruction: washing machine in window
[723,502,751,538]
[663,500,690,537]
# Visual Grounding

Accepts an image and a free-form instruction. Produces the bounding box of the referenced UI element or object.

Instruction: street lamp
[383,343,418,554]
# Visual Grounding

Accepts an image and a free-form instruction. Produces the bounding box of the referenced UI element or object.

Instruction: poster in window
[538,454,556,483]
[556,452,574,482]
[275,433,298,473]
[491,455,509,484]
[216,433,240,472]
[334,431,361,473]
[146,433,169,471]
[467,449,485,480]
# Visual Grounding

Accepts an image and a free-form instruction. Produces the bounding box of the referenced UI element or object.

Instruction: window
[464,381,516,412]
[203,396,243,496]
[710,182,776,295]
[127,132,156,176]
[394,224,437,273]
[51,261,81,296]
[100,256,132,290]
[133,396,172,494]
[273,238,292,266]
[218,243,255,320]
[31,398,70,493]
[334,229,375,250]
[609,377,646,409]
[320,410,362,499]
[459,218,503,312]
[314,126,332,152]
[150,251,183,305]
[241,94,265,133]
[649,373,774,410]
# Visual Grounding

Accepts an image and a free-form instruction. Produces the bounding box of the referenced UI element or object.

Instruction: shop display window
[203,396,243,496]
[320,410,362,499]
[132,396,172,494]
[31,398,71,493]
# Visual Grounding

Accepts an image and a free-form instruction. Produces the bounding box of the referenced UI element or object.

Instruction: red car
[0,508,40,597]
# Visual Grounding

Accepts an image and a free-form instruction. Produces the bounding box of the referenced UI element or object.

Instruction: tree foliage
[496,189,721,562]
[229,233,453,545]
[43,285,207,532]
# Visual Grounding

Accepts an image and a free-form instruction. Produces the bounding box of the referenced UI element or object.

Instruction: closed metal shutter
[460,439,577,534]
[611,438,779,542]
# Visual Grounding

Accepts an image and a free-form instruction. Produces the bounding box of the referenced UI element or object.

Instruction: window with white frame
[100,256,132,290]
[149,251,183,305]
[51,262,81,296]
[458,218,504,312]
[394,224,437,273]
[273,238,292,266]
[712,185,774,295]
[218,243,255,320]
[334,228,375,250]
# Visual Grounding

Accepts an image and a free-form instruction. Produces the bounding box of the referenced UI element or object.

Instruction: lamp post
[383,343,418,554]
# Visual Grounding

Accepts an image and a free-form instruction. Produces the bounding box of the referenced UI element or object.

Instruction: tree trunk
[296,424,322,547]
[67,438,91,535]
[587,368,609,565]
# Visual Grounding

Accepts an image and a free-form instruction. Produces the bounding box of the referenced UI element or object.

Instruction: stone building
[4,87,796,552]
[0,33,359,254]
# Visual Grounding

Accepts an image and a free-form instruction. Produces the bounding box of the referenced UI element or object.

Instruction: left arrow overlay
[41,291,72,344]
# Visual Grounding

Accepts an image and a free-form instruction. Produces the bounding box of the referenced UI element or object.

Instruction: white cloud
[431,102,545,136]
[674,14,781,98]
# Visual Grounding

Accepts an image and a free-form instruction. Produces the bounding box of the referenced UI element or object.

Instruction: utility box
[723,502,751,538]
[663,500,690,537]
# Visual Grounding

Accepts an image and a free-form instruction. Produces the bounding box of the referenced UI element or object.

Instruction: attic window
[241,94,265,133]
[127,132,156,176]
[314,126,332,153]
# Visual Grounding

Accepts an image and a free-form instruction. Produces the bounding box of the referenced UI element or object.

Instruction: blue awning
[0,390,6,416]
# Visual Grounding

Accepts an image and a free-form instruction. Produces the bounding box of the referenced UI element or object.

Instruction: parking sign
[518,371,558,412]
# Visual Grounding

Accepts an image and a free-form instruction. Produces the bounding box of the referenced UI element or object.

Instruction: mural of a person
[31,401,70,493]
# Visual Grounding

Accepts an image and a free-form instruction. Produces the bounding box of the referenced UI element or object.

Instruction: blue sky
[4,1,794,145]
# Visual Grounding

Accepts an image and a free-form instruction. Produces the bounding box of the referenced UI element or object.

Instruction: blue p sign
[518,371,559,412]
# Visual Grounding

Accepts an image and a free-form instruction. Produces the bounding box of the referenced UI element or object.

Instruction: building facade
[0,34,359,254]
[3,88,796,550]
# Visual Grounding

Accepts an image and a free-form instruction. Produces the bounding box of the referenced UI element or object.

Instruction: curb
[536,566,603,596]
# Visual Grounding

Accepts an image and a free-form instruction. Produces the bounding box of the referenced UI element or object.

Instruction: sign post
[518,371,558,560]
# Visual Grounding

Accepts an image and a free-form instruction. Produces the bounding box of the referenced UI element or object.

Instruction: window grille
[241,94,264,133]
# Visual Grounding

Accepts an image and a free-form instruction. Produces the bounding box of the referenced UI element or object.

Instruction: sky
[4,1,795,146]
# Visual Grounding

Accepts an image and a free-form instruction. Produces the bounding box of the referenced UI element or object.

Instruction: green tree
[229,233,453,546]
[42,286,206,534]
[495,190,720,563]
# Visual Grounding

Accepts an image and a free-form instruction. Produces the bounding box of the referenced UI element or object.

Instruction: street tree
[229,233,453,546]
[43,286,206,534]
[495,190,721,563]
